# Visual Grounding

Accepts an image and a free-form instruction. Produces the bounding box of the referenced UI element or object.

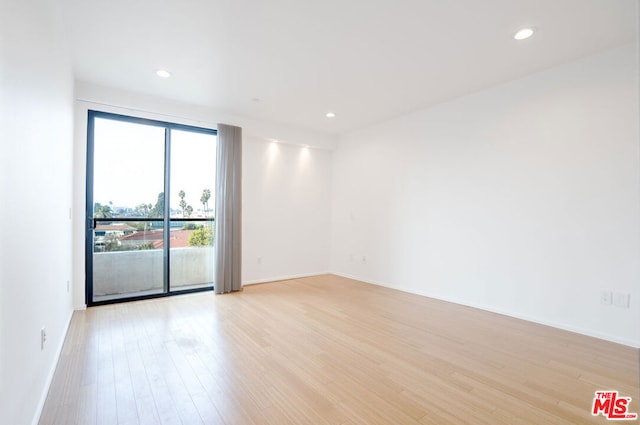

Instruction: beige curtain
[214,123,242,293]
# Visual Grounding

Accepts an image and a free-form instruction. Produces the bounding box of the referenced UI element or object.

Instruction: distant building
[94,223,137,251]
[94,223,137,238]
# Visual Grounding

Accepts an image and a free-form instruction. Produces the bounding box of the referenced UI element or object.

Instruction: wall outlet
[613,292,630,308]
[600,291,612,305]
[66,280,70,292]
[257,256,262,264]
[41,327,47,350]
[362,255,367,263]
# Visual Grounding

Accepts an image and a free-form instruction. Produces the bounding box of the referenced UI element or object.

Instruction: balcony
[92,247,214,301]
[92,221,214,302]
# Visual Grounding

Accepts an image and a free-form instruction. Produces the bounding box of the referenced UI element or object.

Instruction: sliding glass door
[86,111,216,305]
[168,129,216,292]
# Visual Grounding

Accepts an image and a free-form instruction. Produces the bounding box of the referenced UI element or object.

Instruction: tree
[185,205,193,217]
[188,226,214,246]
[135,203,152,217]
[134,203,153,231]
[151,192,164,217]
[94,201,113,218]
[200,189,211,215]
[103,232,120,251]
[178,190,186,217]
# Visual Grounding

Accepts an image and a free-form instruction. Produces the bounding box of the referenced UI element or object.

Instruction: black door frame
[85,110,217,306]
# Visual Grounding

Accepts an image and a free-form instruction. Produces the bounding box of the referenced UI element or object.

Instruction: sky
[93,118,216,215]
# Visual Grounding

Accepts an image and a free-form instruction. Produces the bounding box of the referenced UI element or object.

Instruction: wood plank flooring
[39,274,639,424]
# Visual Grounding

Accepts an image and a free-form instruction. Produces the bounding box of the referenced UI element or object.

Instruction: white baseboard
[243,271,330,286]
[32,308,74,425]
[330,272,640,349]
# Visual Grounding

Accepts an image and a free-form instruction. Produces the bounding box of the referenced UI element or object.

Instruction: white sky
[93,118,216,214]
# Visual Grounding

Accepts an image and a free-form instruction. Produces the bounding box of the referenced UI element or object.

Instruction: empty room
[1,0,639,424]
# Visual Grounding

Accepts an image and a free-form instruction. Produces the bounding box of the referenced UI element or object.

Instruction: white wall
[243,138,332,283]
[331,44,640,347]
[0,1,75,424]
[72,84,334,307]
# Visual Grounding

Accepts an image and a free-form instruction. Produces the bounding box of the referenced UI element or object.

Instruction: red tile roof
[118,229,194,248]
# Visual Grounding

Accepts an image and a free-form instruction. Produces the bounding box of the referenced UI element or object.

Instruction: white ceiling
[60,0,637,136]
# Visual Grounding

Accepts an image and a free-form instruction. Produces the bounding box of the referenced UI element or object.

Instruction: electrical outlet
[66,280,70,292]
[600,291,612,305]
[362,255,367,263]
[613,293,630,308]
[41,327,47,350]
[257,256,262,264]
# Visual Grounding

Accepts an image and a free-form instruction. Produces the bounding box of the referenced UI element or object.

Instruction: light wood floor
[39,274,639,425]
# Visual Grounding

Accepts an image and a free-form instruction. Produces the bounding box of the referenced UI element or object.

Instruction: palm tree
[185,205,193,217]
[178,190,186,217]
[200,188,211,216]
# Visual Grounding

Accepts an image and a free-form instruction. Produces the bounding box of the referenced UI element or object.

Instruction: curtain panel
[214,123,242,293]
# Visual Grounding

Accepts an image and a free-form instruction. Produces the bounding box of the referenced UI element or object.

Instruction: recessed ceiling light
[156,69,171,78]
[514,28,534,40]
[325,112,336,118]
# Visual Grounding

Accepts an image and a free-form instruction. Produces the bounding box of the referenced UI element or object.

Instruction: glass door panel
[169,130,216,292]
[91,117,166,303]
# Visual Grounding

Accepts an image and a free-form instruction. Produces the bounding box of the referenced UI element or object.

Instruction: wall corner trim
[243,272,331,286]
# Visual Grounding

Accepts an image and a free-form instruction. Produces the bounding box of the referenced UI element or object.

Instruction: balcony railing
[91,218,214,302]
[92,247,213,300]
